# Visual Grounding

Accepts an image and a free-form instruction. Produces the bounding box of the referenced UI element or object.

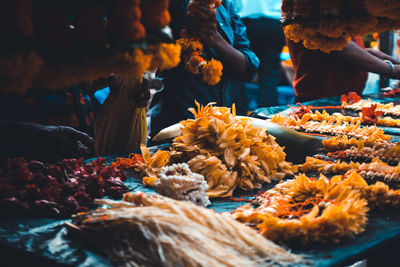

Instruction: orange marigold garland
[0,0,176,95]
[231,173,369,244]
[178,0,223,85]
[232,171,400,244]
[140,0,171,28]
[148,43,182,71]
[282,0,400,53]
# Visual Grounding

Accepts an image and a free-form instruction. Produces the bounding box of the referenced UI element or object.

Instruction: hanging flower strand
[177,0,223,86]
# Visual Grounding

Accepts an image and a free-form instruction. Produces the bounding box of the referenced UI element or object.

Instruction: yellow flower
[202,59,223,86]
[148,43,182,71]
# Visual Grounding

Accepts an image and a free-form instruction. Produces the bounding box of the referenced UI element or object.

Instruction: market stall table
[3,94,400,266]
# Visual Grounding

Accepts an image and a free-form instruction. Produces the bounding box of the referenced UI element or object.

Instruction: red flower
[0,183,17,199]
[42,181,62,202]
[361,104,383,124]
[74,191,92,208]
[288,104,312,118]
[24,184,42,201]
[341,92,362,105]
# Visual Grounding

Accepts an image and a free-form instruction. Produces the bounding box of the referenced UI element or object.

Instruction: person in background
[237,0,285,108]
[149,0,260,137]
[288,36,400,102]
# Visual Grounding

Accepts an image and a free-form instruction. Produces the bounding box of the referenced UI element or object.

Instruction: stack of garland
[282,0,400,53]
[0,157,128,217]
[0,0,180,95]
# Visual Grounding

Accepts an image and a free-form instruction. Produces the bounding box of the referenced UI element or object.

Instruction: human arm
[334,41,400,79]
[0,121,94,163]
[185,4,259,81]
[366,48,400,64]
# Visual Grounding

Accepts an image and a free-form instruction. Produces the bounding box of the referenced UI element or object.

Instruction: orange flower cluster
[361,104,384,124]
[141,0,171,28]
[177,0,224,85]
[282,0,400,53]
[111,153,145,170]
[0,0,175,95]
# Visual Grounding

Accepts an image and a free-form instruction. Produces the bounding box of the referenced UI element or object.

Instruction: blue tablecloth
[3,95,400,266]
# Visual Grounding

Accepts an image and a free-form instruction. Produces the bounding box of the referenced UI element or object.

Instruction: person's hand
[184,5,222,47]
[391,65,400,80]
[134,75,163,108]
[28,124,95,162]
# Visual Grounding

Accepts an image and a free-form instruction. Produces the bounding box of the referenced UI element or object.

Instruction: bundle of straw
[95,75,146,155]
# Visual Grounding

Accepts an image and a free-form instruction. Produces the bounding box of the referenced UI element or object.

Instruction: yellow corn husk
[95,75,146,155]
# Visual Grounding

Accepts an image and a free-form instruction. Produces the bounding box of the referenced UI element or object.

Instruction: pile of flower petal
[271,113,391,142]
[231,173,369,244]
[0,157,128,217]
[67,192,302,267]
[154,163,210,207]
[171,102,293,197]
[135,144,171,183]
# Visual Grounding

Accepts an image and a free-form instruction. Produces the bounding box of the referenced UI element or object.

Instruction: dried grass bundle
[95,76,146,155]
[68,192,303,267]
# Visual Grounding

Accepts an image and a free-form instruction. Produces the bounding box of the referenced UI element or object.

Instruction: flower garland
[231,173,369,244]
[0,0,179,95]
[32,43,181,91]
[177,0,224,85]
[342,92,400,117]
[282,0,400,53]
[232,171,400,243]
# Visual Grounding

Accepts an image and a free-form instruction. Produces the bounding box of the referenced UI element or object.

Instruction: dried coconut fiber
[68,192,304,267]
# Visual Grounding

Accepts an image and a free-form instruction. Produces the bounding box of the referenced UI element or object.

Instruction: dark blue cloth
[149,0,259,136]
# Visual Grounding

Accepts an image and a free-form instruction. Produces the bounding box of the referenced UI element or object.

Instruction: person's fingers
[188,5,216,21]
[137,90,151,107]
[61,126,95,150]
[150,78,163,91]
[198,5,217,21]
[142,77,151,90]
[185,13,215,31]
[76,140,90,158]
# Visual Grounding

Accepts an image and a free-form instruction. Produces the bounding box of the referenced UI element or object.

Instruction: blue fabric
[238,0,282,20]
[149,0,259,136]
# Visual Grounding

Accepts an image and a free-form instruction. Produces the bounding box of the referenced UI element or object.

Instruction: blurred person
[149,0,260,136]
[238,0,285,107]
[287,36,400,102]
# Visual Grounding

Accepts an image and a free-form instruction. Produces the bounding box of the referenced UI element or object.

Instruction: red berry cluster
[0,157,128,217]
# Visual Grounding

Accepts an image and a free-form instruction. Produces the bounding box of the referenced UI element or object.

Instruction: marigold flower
[148,43,182,71]
[202,59,223,86]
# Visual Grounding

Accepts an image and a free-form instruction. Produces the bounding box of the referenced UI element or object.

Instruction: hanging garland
[282,0,400,53]
[177,0,223,85]
[0,0,180,95]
